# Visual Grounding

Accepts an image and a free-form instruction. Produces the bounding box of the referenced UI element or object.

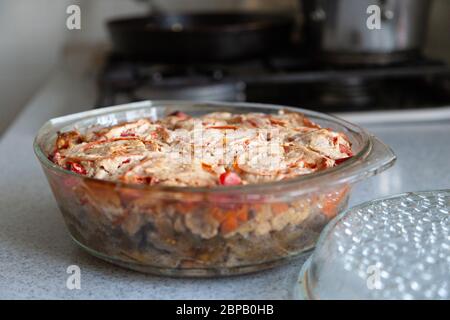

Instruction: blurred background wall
[0,0,75,134]
[0,0,448,135]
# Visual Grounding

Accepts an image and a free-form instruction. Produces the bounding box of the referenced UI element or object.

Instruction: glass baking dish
[34,101,396,277]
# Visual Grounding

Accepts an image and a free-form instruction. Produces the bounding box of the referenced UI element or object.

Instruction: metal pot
[302,0,432,65]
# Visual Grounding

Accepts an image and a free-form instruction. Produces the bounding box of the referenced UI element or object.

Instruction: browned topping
[50,111,353,187]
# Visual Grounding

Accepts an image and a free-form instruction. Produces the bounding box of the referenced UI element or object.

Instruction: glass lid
[294,190,450,300]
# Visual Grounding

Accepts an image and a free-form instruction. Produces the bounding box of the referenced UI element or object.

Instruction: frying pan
[107,13,294,62]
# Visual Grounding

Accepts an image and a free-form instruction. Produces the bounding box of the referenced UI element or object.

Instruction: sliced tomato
[49,151,62,164]
[169,111,189,119]
[201,162,214,173]
[303,117,320,128]
[206,125,238,130]
[219,171,242,186]
[335,156,353,165]
[67,162,86,175]
[246,119,259,128]
[150,131,159,139]
[339,143,353,157]
[269,118,285,126]
[120,130,136,137]
[135,176,159,185]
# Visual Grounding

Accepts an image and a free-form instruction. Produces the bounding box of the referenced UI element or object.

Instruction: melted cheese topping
[51,110,353,187]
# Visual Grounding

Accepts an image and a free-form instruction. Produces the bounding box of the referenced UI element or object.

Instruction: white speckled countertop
[1,57,449,299]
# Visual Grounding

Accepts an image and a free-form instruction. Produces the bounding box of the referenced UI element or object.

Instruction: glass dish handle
[360,135,397,179]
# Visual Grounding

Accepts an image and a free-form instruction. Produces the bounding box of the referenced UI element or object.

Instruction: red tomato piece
[169,111,189,119]
[67,162,87,175]
[339,143,353,157]
[335,156,353,165]
[219,172,242,186]
[120,130,136,137]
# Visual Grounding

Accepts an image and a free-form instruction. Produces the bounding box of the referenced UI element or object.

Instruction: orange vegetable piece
[271,203,289,215]
[321,186,350,218]
[235,205,249,222]
[269,118,286,126]
[210,207,226,222]
[232,157,243,174]
[176,201,198,214]
[201,162,214,174]
[220,215,238,234]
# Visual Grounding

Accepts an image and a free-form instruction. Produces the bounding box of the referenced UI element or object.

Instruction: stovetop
[96,51,450,113]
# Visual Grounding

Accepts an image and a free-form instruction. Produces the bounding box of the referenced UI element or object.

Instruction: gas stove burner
[135,81,246,102]
[318,77,377,109]
[96,80,246,108]
[143,64,231,85]
[96,58,247,107]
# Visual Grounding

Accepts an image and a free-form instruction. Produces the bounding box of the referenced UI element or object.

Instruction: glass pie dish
[34,101,396,277]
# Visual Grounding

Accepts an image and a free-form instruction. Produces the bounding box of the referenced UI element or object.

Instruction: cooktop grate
[96,51,450,112]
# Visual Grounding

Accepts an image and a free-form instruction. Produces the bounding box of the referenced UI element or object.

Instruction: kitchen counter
[1,57,449,299]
